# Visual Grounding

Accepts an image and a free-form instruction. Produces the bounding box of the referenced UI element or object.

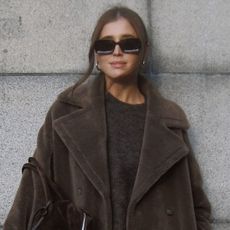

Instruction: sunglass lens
[94,40,114,54]
[121,38,141,53]
[94,38,142,55]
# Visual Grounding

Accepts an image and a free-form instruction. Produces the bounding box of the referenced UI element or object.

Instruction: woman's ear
[94,52,98,63]
[95,54,101,71]
[142,42,150,65]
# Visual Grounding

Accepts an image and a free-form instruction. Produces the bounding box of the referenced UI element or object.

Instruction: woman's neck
[105,75,145,105]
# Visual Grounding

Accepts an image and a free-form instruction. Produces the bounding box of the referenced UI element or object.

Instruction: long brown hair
[75,6,149,87]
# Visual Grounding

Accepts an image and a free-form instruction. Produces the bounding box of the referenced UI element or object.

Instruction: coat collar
[53,74,190,204]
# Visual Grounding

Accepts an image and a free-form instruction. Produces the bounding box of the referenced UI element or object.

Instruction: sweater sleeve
[183,131,212,230]
[3,107,54,230]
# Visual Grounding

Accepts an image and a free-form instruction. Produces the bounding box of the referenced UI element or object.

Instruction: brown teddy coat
[4,74,211,230]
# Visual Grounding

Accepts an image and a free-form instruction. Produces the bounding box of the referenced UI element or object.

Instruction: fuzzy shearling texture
[4,74,211,230]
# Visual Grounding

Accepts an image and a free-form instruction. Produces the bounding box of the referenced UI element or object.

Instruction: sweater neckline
[105,91,146,107]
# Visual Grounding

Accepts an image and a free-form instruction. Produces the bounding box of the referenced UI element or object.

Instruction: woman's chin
[104,73,135,83]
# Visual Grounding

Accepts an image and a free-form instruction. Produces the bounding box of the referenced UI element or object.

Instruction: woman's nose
[113,44,123,56]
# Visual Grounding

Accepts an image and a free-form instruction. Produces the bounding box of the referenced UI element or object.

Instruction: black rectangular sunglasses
[94,38,142,55]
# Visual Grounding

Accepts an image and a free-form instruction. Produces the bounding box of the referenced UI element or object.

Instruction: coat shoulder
[48,77,94,118]
[140,75,190,129]
[46,87,79,121]
[158,96,190,129]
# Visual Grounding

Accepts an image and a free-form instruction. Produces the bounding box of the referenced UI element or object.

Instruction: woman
[4,6,211,230]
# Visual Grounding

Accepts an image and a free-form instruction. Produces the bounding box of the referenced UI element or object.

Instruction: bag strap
[23,157,92,230]
[22,157,63,202]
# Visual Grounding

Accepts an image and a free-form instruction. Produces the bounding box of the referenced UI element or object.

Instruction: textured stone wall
[1,0,230,229]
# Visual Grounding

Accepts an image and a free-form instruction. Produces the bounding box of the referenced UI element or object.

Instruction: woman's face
[95,17,141,83]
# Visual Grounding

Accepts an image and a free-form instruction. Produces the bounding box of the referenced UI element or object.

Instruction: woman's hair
[76,6,149,86]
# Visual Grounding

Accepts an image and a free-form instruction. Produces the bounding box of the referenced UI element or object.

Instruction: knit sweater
[105,91,146,230]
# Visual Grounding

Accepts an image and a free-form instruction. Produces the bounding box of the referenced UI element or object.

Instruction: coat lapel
[53,74,190,204]
[53,75,111,198]
[128,112,189,206]
[129,76,190,206]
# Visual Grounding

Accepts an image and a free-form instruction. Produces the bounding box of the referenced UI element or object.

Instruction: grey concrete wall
[0,0,148,73]
[150,0,230,73]
[1,0,230,229]
[1,0,230,74]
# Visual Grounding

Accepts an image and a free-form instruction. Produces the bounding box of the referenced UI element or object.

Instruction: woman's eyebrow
[99,34,137,40]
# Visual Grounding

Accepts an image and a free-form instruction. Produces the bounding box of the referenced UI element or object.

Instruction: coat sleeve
[3,107,54,230]
[183,130,212,230]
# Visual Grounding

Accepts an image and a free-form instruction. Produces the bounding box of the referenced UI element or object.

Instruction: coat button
[77,187,82,195]
[166,208,174,216]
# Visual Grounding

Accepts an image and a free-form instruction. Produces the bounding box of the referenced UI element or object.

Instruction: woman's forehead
[99,17,138,39]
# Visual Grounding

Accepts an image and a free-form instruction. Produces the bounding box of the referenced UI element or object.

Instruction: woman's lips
[110,61,126,68]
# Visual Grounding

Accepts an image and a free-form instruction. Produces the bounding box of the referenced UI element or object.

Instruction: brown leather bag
[22,157,92,230]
